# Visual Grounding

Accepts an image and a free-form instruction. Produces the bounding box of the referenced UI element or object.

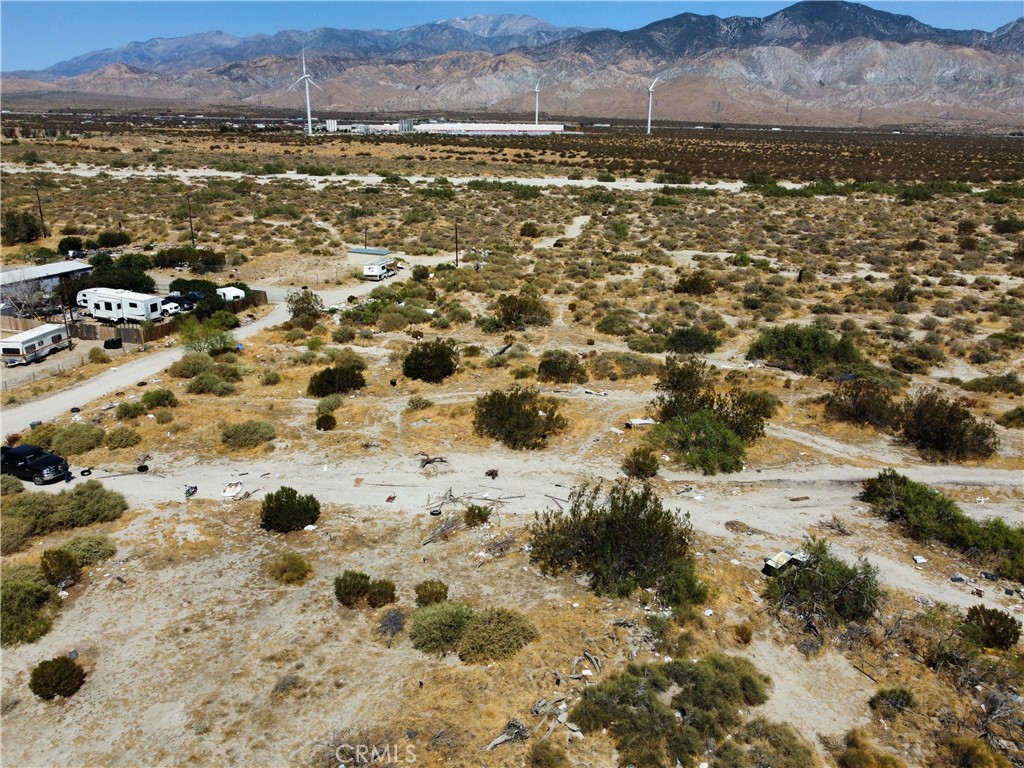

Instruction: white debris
[913,555,928,564]
[704,609,714,617]
[303,524,317,531]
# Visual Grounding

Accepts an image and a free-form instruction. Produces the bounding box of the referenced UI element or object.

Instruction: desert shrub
[332,325,356,343]
[316,394,344,415]
[621,446,659,479]
[537,349,588,383]
[212,362,243,382]
[825,379,901,429]
[764,537,881,624]
[656,409,746,475]
[115,400,147,419]
[40,548,81,586]
[367,579,397,608]
[457,607,539,663]
[1,564,58,646]
[187,371,235,396]
[747,324,860,375]
[403,339,458,383]
[261,369,281,386]
[260,486,320,533]
[734,621,754,645]
[409,601,476,655]
[29,656,86,700]
[496,292,552,329]
[590,351,661,380]
[595,307,638,336]
[87,347,110,364]
[717,389,780,442]
[529,740,567,768]
[530,483,697,606]
[962,605,1021,650]
[942,736,1013,768]
[50,423,104,456]
[414,579,449,607]
[169,352,214,378]
[60,534,116,566]
[626,333,667,354]
[307,363,366,397]
[464,504,491,527]
[0,509,36,554]
[869,687,917,714]
[665,325,721,354]
[286,288,324,329]
[473,386,567,449]
[140,388,178,409]
[221,420,275,449]
[35,480,127,533]
[838,729,907,768]
[334,570,371,607]
[996,406,1024,428]
[673,270,716,295]
[406,395,433,412]
[962,373,1024,396]
[153,408,174,424]
[103,427,142,450]
[1,474,24,496]
[900,389,998,461]
[266,551,312,585]
[25,422,57,449]
[315,414,336,431]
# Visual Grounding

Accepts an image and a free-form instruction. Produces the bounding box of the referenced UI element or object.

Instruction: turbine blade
[310,79,324,91]
[289,77,304,90]
[649,77,659,90]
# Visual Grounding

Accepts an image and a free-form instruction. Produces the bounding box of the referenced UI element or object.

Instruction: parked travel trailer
[216,286,245,301]
[1,323,71,366]
[363,257,397,281]
[76,288,163,323]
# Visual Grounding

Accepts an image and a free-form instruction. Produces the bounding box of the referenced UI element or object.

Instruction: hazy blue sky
[3,1,1021,71]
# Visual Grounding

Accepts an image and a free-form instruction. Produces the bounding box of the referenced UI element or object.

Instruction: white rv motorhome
[363,257,397,281]
[1,323,71,366]
[76,288,163,323]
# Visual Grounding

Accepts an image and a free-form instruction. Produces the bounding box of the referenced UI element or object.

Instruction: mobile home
[363,257,397,281]
[76,288,162,323]
[1,323,71,366]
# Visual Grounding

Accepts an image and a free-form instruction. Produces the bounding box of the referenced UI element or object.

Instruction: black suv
[1,444,69,485]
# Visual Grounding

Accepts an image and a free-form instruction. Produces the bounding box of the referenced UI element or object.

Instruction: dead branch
[416,452,448,469]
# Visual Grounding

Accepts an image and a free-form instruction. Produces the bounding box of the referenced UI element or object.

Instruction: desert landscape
[1,113,1022,768]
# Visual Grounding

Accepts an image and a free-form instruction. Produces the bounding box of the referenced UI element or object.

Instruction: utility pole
[34,184,48,236]
[454,219,459,268]
[184,193,196,249]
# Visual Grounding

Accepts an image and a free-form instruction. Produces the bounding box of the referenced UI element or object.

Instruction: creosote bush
[473,386,567,449]
[59,534,116,566]
[87,347,110,364]
[537,349,588,383]
[103,427,142,450]
[266,551,312,585]
[747,324,860,375]
[900,389,998,461]
[825,378,901,429]
[221,420,275,449]
[260,486,320,532]
[307,362,366,397]
[1,480,128,555]
[1,564,58,646]
[29,656,86,700]
[621,446,660,479]
[169,352,214,379]
[187,371,235,396]
[962,605,1021,651]
[334,570,371,608]
[261,369,281,386]
[40,548,81,586]
[869,687,917,715]
[409,601,475,655]
[115,400,147,420]
[50,423,104,456]
[140,388,178,409]
[367,579,397,608]
[456,607,539,663]
[463,504,491,527]
[403,338,459,383]
[414,579,449,607]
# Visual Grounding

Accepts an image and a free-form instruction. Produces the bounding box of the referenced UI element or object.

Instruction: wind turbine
[289,48,322,136]
[533,79,541,125]
[646,77,658,135]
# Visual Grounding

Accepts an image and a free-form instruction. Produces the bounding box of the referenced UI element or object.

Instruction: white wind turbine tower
[533,79,541,125]
[289,48,322,136]
[646,77,658,135]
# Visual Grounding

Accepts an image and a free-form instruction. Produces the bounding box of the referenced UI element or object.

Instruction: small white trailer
[216,286,245,302]
[76,288,163,323]
[363,257,397,281]
[1,323,71,366]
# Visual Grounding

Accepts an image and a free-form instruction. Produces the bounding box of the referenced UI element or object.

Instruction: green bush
[414,579,449,607]
[666,326,721,353]
[530,483,696,605]
[87,347,110,364]
[316,394,344,415]
[537,349,588,383]
[29,656,86,700]
[457,607,539,663]
[212,362,243,382]
[496,292,552,329]
[1,564,58,646]
[996,406,1024,428]
[334,570,371,608]
[1,474,24,496]
[266,551,312,585]
[657,410,746,475]
[25,422,57,449]
[153,409,174,424]
[673,270,717,295]
[40,548,81,586]
[900,389,998,461]
[868,687,917,714]
[764,537,882,625]
[50,423,104,456]
[962,605,1021,651]
[403,339,459,383]
[590,351,661,380]
[169,352,214,378]
[367,579,397,608]
[409,601,476,655]
[115,400,147,420]
[103,427,142,450]
[60,534,116,565]
[187,371,235,396]
[825,379,901,429]
[307,363,366,397]
[261,369,281,386]
[746,324,861,375]
[261,486,320,532]
[473,386,567,450]
[464,504,491,527]
[406,395,433,412]
[221,420,275,449]
[332,325,356,343]
[140,388,178,409]
[315,414,337,431]
[621,446,660,479]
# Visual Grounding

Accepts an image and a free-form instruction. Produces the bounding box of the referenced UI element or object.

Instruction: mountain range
[4,2,1022,131]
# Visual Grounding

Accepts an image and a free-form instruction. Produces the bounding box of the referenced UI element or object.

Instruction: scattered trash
[704,609,714,617]
[913,555,928,564]
[789,496,810,502]
[981,571,997,581]
[972,588,985,598]
[914,595,934,607]
[484,469,499,480]
[386,494,397,503]
[484,719,530,751]
[222,482,243,498]
[80,468,92,477]
[816,514,851,536]
[417,453,448,469]
[951,573,967,583]
[136,465,149,473]
[303,524,317,531]
[68,649,78,661]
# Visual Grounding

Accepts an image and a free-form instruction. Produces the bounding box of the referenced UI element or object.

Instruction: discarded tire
[80,468,92,477]
[136,465,149,473]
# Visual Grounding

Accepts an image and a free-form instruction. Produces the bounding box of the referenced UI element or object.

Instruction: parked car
[1,444,69,485]
[161,300,181,317]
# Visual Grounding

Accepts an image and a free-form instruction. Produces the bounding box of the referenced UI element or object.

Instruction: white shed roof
[0,262,93,287]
